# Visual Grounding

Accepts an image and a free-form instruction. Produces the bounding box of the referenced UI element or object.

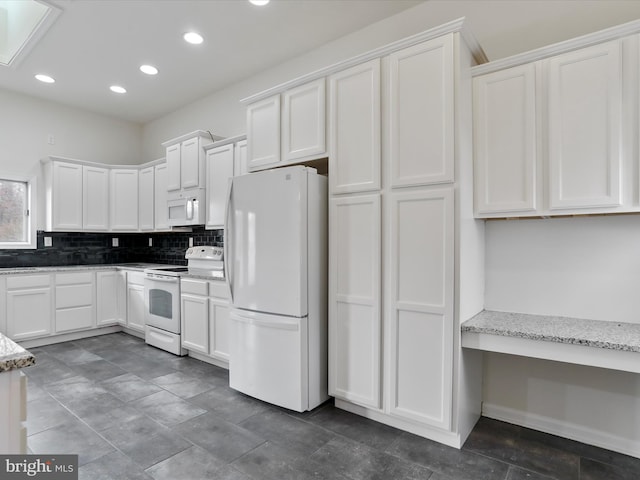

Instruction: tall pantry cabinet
[328,21,486,447]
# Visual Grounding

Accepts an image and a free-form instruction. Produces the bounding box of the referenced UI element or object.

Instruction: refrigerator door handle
[224,177,234,304]
[231,311,300,331]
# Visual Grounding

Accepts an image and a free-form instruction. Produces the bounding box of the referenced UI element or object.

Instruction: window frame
[0,175,37,250]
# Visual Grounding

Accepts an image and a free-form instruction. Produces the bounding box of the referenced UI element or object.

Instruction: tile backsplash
[0,228,224,268]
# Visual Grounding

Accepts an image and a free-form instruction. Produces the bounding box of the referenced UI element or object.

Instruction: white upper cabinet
[282,78,326,162]
[329,59,381,194]
[473,63,538,215]
[389,35,454,187]
[234,139,248,177]
[46,161,83,231]
[547,40,623,210]
[138,166,155,231]
[154,162,169,231]
[162,131,217,192]
[181,136,201,190]
[82,165,109,231]
[166,143,181,192]
[472,35,629,218]
[247,94,281,170]
[246,79,327,172]
[110,169,139,231]
[205,143,235,229]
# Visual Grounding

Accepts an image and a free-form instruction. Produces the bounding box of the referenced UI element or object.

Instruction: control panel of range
[185,246,223,261]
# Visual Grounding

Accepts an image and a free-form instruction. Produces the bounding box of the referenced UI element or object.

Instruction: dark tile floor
[23,332,640,480]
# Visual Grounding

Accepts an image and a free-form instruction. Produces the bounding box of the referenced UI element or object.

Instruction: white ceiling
[0,0,423,124]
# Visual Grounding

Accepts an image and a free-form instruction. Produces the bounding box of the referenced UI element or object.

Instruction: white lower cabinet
[55,272,95,333]
[388,188,454,429]
[96,271,119,326]
[329,194,381,409]
[0,370,28,454]
[6,275,52,341]
[181,278,230,364]
[209,297,230,361]
[126,272,146,333]
[182,290,209,354]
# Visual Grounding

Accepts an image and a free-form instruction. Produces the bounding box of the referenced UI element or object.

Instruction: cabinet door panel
[83,166,109,230]
[548,40,622,209]
[206,144,234,229]
[7,288,52,340]
[127,284,145,332]
[166,144,181,192]
[139,167,155,231]
[154,163,169,231]
[329,194,381,408]
[210,299,229,361]
[247,95,281,170]
[390,35,454,186]
[181,137,200,189]
[181,294,208,353]
[52,162,83,230]
[282,78,326,162]
[473,63,537,215]
[96,271,118,326]
[234,140,248,177]
[329,59,381,194]
[110,169,139,230]
[389,188,453,429]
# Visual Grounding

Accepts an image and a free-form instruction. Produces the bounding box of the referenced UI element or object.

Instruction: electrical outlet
[47,134,55,145]
[189,237,194,247]
[112,238,119,247]
[148,238,153,247]
[44,237,52,247]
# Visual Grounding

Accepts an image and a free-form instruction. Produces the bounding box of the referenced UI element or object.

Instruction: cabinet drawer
[56,284,93,308]
[55,271,93,285]
[182,279,208,296]
[6,275,50,290]
[127,271,145,286]
[56,306,94,332]
[209,281,230,299]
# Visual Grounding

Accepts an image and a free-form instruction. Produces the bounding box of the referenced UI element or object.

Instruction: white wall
[484,216,640,455]
[0,88,142,179]
[142,0,640,160]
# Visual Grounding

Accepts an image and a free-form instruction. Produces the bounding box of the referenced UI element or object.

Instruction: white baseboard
[482,402,640,459]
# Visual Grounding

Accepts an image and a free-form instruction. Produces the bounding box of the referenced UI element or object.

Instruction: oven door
[144,274,181,334]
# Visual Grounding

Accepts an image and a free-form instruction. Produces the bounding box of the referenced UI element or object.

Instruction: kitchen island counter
[0,332,35,372]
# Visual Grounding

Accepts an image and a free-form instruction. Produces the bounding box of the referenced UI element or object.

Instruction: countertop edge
[461,311,640,353]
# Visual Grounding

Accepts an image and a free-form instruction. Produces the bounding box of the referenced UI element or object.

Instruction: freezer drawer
[229,309,309,412]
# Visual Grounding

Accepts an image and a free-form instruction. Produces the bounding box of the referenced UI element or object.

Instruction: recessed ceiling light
[249,0,270,5]
[35,74,55,83]
[110,85,127,94]
[183,32,204,45]
[140,64,158,75]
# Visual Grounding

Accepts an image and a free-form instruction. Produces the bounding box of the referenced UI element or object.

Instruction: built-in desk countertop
[461,311,640,374]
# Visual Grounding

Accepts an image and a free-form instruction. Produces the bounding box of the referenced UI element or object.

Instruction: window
[0,177,36,249]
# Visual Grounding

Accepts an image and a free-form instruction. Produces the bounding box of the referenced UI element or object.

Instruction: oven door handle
[146,276,180,283]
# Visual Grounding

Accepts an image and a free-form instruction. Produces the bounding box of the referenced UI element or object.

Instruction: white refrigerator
[224,166,328,412]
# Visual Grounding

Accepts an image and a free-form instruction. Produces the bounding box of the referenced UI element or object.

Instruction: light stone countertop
[0,332,35,372]
[462,311,640,353]
[0,263,168,275]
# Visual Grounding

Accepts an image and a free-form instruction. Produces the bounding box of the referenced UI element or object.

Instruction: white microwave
[167,188,206,226]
